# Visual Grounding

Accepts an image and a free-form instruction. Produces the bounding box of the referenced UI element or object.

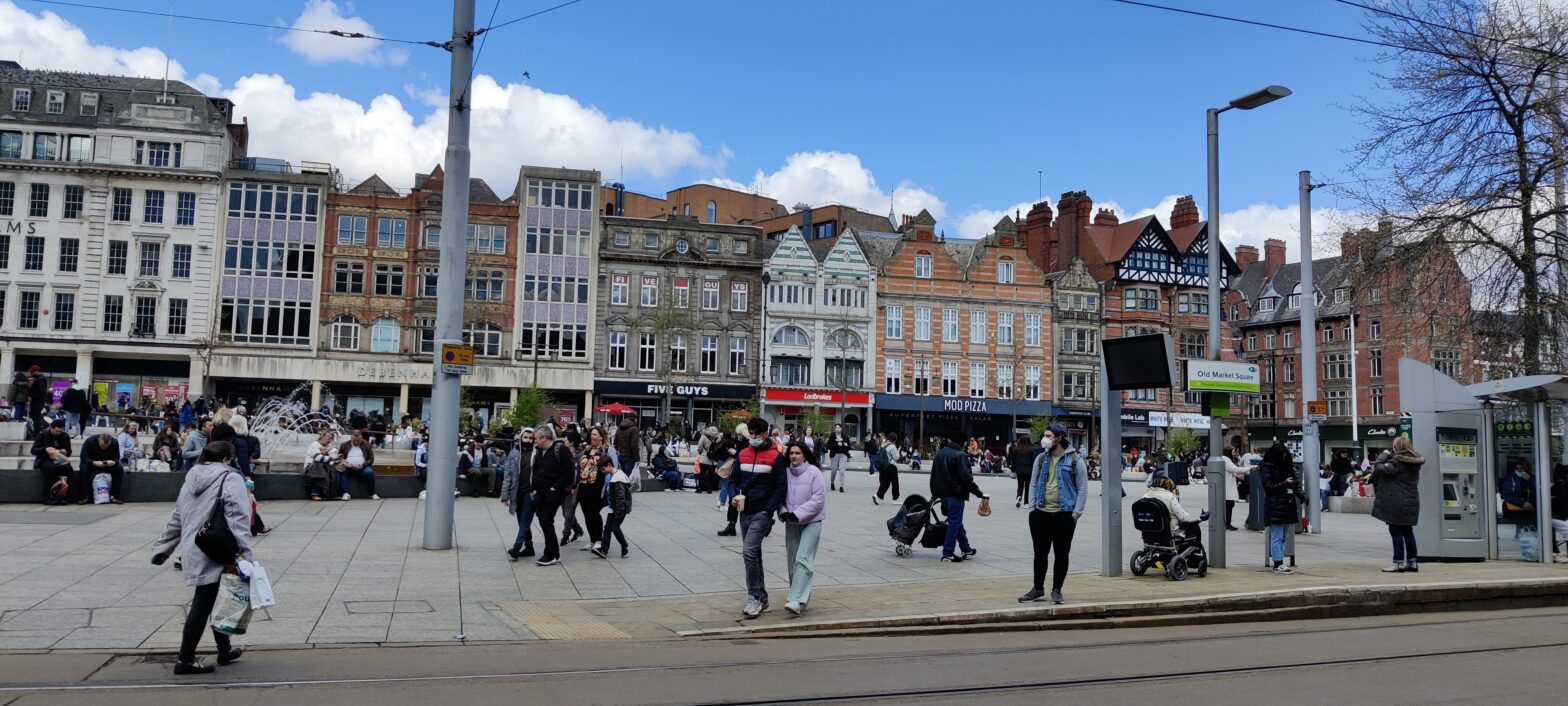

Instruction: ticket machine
[1399,359,1489,560]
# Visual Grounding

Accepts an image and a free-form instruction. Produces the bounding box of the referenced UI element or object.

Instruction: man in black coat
[931,437,988,562]
[32,419,73,504]
[60,383,91,439]
[527,425,576,566]
[78,433,124,504]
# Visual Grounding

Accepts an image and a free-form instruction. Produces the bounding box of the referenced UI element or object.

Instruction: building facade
[1,61,238,406]
[1045,257,1104,449]
[867,212,1054,451]
[514,166,601,425]
[759,225,876,437]
[593,213,763,430]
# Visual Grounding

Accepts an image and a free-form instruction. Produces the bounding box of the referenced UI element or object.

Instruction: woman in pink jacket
[780,441,827,616]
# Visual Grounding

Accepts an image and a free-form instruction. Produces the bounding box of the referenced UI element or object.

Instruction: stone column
[75,349,94,387]
[399,383,410,419]
[186,355,207,398]
[0,346,15,380]
[310,380,322,412]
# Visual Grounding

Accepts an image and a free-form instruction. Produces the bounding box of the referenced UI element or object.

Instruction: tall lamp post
[1206,85,1290,569]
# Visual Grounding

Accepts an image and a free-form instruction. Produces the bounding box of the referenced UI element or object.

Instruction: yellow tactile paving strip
[496,601,631,640]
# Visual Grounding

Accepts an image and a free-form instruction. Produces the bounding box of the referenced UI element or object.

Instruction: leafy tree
[1165,427,1200,459]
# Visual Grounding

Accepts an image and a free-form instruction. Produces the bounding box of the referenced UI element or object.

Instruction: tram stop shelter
[1464,372,1568,564]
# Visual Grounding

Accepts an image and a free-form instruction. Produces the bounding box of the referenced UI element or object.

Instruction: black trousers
[179,581,232,663]
[533,490,563,560]
[578,490,606,545]
[876,468,900,500]
[75,462,124,502]
[1015,471,1031,503]
[1028,510,1077,592]
[1225,500,1236,527]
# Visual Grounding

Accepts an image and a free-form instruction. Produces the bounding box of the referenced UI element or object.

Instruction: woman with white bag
[151,441,256,675]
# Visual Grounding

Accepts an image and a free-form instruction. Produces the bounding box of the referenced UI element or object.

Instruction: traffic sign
[1306,400,1327,423]
[439,342,474,375]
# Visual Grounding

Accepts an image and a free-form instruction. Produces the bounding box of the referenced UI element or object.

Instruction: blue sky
[2,0,1391,253]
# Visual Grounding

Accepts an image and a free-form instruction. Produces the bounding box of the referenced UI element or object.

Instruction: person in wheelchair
[1130,476,1210,580]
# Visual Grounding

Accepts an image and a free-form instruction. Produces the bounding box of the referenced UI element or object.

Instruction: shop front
[1118,409,1155,450]
[594,379,757,433]
[1051,406,1097,450]
[761,388,872,438]
[873,394,1051,453]
[1245,423,1370,462]
[12,350,192,411]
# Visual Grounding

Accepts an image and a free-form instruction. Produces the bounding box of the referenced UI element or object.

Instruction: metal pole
[1205,107,1228,567]
[1300,171,1322,534]
[1533,401,1552,563]
[423,0,475,550]
[1100,364,1123,576]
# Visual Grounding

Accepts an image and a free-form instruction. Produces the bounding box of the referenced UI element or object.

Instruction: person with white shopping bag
[151,441,256,675]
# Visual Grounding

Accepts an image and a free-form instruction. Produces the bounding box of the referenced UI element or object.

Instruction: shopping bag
[1521,532,1542,562]
[977,497,992,517]
[210,573,254,635]
[92,473,112,504]
[238,560,275,609]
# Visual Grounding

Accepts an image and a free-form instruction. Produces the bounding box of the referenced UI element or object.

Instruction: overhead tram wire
[19,0,436,46]
[459,0,507,107]
[483,0,591,34]
[1329,0,1559,58]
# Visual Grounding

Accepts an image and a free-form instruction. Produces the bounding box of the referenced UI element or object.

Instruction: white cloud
[713,151,947,228]
[279,0,407,66]
[0,0,190,79]
[954,201,1035,239]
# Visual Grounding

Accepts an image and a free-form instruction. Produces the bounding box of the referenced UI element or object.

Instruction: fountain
[249,382,348,462]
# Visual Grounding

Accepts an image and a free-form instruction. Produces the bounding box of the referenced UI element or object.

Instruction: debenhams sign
[3,221,40,235]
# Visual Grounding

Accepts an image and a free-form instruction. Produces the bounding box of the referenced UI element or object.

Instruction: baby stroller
[1128,497,1209,581]
[886,494,946,557]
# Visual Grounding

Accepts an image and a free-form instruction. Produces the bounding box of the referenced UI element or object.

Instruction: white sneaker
[418,490,427,499]
[371,494,381,501]
[742,598,768,618]
[1272,564,1294,574]
[341,493,351,501]
[784,601,802,616]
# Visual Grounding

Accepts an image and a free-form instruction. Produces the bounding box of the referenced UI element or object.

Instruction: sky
[0,0,1401,258]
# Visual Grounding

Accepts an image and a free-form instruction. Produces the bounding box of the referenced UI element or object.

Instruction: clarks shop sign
[3,220,40,235]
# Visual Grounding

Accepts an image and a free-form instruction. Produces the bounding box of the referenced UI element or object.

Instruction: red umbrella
[595,403,635,415]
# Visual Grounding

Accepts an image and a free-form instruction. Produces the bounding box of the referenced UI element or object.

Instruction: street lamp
[1206,85,1290,569]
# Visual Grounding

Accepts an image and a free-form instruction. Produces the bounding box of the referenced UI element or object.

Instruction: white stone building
[760,225,876,437]
[0,61,239,407]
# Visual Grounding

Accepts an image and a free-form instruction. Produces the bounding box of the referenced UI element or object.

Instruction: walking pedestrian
[825,424,852,493]
[559,430,586,545]
[1261,443,1302,573]
[696,425,721,494]
[150,441,254,675]
[1221,447,1247,530]
[779,440,826,616]
[1372,436,1424,572]
[61,381,90,438]
[613,416,641,477]
[871,432,902,505]
[592,455,633,559]
[733,416,788,618]
[575,426,615,549]
[931,436,988,563]
[502,427,537,560]
[529,425,576,566]
[1018,424,1087,604]
[1007,434,1038,508]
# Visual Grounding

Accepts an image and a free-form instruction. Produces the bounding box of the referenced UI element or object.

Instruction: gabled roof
[856,230,903,267]
[1085,215,1158,264]
[1168,220,1206,252]
[469,179,502,204]
[1237,256,1347,328]
[346,174,400,197]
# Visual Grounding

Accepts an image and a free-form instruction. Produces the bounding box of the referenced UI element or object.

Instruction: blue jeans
[64,412,82,437]
[719,477,735,505]
[1269,523,1290,565]
[1320,489,1330,511]
[941,497,972,558]
[511,490,536,552]
[338,465,376,497]
[739,511,774,602]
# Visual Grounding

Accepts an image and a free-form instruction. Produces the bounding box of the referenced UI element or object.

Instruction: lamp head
[1230,85,1291,110]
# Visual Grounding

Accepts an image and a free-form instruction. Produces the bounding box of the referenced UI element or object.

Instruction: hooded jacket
[932,442,985,501]
[152,462,254,586]
[784,461,827,524]
[1260,445,1303,525]
[61,385,90,415]
[613,418,641,461]
[1371,448,1424,526]
[500,445,534,514]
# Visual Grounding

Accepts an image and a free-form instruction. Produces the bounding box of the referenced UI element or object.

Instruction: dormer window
[12,88,30,112]
[1334,287,1350,304]
[1258,297,1278,313]
[1288,285,1300,309]
[80,92,98,116]
[46,90,65,114]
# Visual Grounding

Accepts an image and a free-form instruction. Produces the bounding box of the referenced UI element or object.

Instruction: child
[246,478,270,536]
[593,455,632,558]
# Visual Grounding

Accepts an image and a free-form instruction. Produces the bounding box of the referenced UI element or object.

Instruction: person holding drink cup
[732,416,788,618]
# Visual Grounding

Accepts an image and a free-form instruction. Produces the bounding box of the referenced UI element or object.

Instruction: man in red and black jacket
[731,416,788,618]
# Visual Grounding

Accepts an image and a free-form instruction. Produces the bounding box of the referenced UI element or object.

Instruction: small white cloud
[713,151,946,228]
[954,201,1035,239]
[279,0,405,66]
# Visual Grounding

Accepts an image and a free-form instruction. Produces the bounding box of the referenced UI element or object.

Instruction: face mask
[1042,436,1055,448]
[1515,469,1526,477]
[750,437,766,447]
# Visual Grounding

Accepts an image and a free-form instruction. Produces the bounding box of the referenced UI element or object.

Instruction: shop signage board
[762,389,871,405]
[439,343,474,375]
[1185,360,1261,394]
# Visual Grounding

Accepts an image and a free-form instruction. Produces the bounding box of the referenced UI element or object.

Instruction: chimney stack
[1169,195,1199,228]
[1263,238,1287,277]
[1093,208,1119,226]
[1053,191,1091,272]
[1019,200,1056,274]
[1235,244,1260,270]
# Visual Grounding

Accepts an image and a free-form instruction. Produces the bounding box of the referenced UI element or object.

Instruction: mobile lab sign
[1185,361,1261,394]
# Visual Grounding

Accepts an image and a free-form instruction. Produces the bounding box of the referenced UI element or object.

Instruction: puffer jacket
[1371,449,1424,526]
[613,419,641,461]
[1262,460,1302,525]
[152,462,254,586]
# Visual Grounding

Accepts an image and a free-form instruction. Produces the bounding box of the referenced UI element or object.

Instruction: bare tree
[1341,0,1568,373]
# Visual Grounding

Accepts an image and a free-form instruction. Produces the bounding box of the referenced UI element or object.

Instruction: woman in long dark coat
[1372,436,1424,573]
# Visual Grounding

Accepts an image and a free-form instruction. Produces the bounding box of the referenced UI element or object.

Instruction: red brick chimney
[1019,200,1056,274]
[1169,195,1199,229]
[1093,208,1119,226]
[1263,238,1287,277]
[1052,191,1092,273]
[1235,244,1260,270]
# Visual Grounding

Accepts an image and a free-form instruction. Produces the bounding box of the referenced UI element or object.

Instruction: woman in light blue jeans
[780,441,826,616]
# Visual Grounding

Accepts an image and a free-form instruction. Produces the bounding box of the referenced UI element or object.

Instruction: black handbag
[195,473,240,565]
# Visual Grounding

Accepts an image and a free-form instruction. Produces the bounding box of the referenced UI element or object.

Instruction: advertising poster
[92,381,111,409]
[162,385,182,404]
[50,379,71,405]
[139,384,157,404]
[114,384,135,411]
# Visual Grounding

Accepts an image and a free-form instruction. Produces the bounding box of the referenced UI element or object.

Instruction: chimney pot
[1169,195,1200,229]
[1263,238,1287,277]
[1093,208,1119,226]
[1235,244,1260,270]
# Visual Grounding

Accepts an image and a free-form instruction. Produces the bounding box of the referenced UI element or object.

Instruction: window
[1062,328,1097,354]
[63,185,83,219]
[107,241,128,275]
[133,297,157,336]
[43,90,64,114]
[80,92,98,116]
[142,190,164,223]
[1257,297,1277,314]
[102,295,123,332]
[333,262,365,293]
[941,361,959,396]
[225,181,319,222]
[702,280,719,310]
[1283,395,1296,418]
[1334,287,1350,304]
[520,274,590,304]
[53,292,75,330]
[772,356,810,386]
[825,358,862,389]
[337,215,368,245]
[331,315,361,350]
[0,181,11,215]
[1264,332,1276,349]
[1344,322,1352,341]
[1433,349,1461,378]
[700,335,718,374]
[1327,389,1351,417]
[1061,371,1095,400]
[912,360,930,394]
[942,308,959,342]
[673,278,690,308]
[638,333,657,371]
[670,336,688,372]
[1245,333,1256,352]
[1125,287,1159,310]
[1284,329,1294,347]
[167,298,187,335]
[463,323,503,358]
[111,188,131,222]
[377,218,407,248]
[608,332,628,370]
[1252,392,1277,420]
[1178,332,1206,358]
[1024,365,1042,400]
[30,133,59,160]
[18,291,40,329]
[1263,361,1276,384]
[420,267,439,298]
[610,275,629,305]
[706,200,717,223]
[1288,291,1300,309]
[24,236,43,270]
[914,253,932,278]
[1284,359,1295,383]
[1024,313,1041,347]
[1324,352,1351,380]
[56,238,79,272]
[813,222,835,240]
[828,328,861,351]
[996,363,1013,399]
[885,359,904,394]
[12,88,30,112]
[729,337,747,375]
[997,312,1015,345]
[1370,387,1385,415]
[0,233,7,269]
[885,305,903,339]
[0,133,18,159]
[705,237,720,253]
[641,276,658,306]
[135,140,181,168]
[914,307,932,340]
[970,310,987,344]
[223,240,317,280]
[465,271,504,301]
[730,282,748,312]
[1370,287,1382,303]
[1322,326,1334,343]
[1369,319,1382,340]
[734,238,750,255]
[1369,349,1384,378]
[423,225,441,248]
[466,224,506,253]
[1127,387,1157,402]
[1229,303,1240,321]
[613,231,629,246]
[29,183,48,218]
[170,244,191,279]
[772,326,809,346]
[516,322,589,359]
[365,264,402,297]
[997,259,1015,284]
[641,232,661,249]
[217,298,313,346]
[364,318,400,353]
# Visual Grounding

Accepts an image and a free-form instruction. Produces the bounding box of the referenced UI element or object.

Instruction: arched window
[1288,284,1301,310]
[706,200,717,224]
[331,315,360,351]
[369,317,400,353]
[463,322,503,357]
[772,325,810,346]
[825,328,862,351]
